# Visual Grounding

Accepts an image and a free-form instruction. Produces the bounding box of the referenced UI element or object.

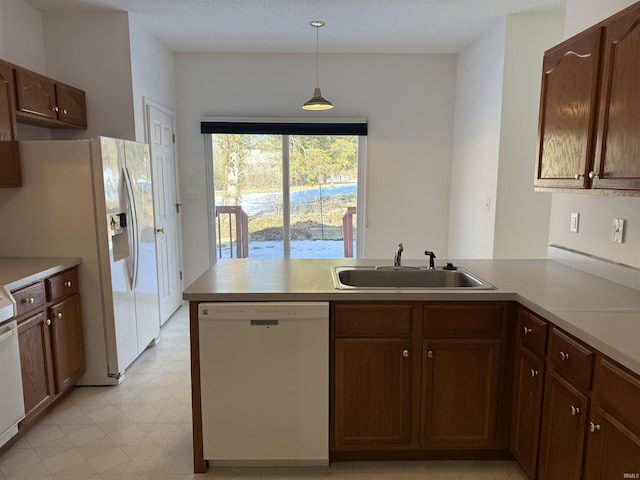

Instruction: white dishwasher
[198,302,329,467]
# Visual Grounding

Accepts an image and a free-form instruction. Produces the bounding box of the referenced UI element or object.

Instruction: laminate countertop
[184,257,640,376]
[0,257,82,291]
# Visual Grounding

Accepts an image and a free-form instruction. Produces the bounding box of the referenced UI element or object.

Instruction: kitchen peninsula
[184,255,640,478]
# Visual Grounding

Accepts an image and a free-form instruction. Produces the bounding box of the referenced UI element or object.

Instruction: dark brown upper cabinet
[535,1,640,193]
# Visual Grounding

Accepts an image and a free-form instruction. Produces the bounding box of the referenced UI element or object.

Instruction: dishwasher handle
[0,321,18,343]
[250,319,279,327]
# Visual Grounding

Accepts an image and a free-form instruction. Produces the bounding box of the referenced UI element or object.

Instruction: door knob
[156,227,165,234]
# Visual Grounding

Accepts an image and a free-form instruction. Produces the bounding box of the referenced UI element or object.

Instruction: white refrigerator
[0,137,160,385]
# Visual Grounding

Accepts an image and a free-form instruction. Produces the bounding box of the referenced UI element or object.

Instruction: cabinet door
[0,60,21,187]
[510,346,545,479]
[537,369,589,480]
[18,310,55,420]
[49,293,85,393]
[14,68,57,121]
[593,3,640,190]
[584,409,640,480]
[535,27,603,189]
[420,339,501,448]
[55,83,87,128]
[333,338,412,448]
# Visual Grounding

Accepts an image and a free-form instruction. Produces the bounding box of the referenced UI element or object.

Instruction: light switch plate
[612,218,625,243]
[570,213,579,233]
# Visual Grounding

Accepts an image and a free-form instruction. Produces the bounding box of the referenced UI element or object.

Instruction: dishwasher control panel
[198,302,328,320]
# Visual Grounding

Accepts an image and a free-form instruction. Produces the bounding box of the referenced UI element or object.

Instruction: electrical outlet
[570,213,579,233]
[612,218,625,243]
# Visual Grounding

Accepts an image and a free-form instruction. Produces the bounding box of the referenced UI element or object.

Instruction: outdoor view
[212,133,359,259]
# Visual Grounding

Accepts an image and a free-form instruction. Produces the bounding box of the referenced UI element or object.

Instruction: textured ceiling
[24,0,566,54]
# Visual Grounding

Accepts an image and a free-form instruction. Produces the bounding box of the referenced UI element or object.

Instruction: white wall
[449,14,564,260]
[41,11,136,141]
[448,19,505,259]
[0,0,46,72]
[493,14,564,259]
[175,53,457,285]
[548,0,640,269]
[128,15,177,142]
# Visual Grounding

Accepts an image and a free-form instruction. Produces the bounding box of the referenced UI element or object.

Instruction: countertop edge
[1,257,82,291]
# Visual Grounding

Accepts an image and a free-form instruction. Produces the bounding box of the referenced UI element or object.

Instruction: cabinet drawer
[517,308,548,357]
[12,281,46,318]
[423,303,504,338]
[46,268,79,303]
[548,328,594,391]
[596,358,640,435]
[333,304,413,336]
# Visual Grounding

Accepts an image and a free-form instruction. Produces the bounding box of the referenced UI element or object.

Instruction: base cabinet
[537,370,589,480]
[13,267,85,431]
[510,345,545,478]
[584,359,640,479]
[334,338,412,448]
[331,301,507,456]
[420,339,501,448]
[18,311,55,419]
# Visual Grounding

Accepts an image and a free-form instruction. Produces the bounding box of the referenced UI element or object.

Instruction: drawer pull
[589,422,601,433]
[402,349,409,358]
[56,312,63,319]
[570,405,580,416]
[530,369,539,378]
[560,351,570,361]
[523,327,532,335]
[64,281,72,287]
[24,297,35,304]
[427,350,434,359]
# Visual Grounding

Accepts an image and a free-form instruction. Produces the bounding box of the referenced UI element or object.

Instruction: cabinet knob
[24,297,35,304]
[427,350,434,359]
[46,319,51,326]
[530,369,539,378]
[53,106,60,112]
[589,422,601,433]
[64,281,72,287]
[56,312,63,319]
[62,109,68,115]
[589,171,599,179]
[570,405,580,416]
[574,173,584,180]
[560,351,570,361]
[523,326,532,335]
[402,349,409,358]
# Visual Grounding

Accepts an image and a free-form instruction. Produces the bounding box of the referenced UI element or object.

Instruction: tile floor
[0,305,528,480]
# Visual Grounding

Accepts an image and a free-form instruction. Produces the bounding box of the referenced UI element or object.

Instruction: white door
[146,103,182,326]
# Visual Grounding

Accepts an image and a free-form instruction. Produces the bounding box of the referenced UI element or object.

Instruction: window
[202,119,366,260]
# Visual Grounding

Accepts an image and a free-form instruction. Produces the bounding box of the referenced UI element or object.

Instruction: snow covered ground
[218,239,355,259]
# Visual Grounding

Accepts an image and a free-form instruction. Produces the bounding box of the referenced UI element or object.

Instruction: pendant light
[303,20,334,111]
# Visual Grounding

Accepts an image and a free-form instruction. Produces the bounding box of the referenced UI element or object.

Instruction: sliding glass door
[208,132,362,259]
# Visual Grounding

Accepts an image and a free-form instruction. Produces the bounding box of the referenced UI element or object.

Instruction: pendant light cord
[315,24,319,88]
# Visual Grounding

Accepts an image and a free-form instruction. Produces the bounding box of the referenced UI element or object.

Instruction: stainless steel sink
[331,266,495,290]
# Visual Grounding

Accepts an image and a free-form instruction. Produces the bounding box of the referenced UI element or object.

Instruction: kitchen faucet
[393,243,403,267]
[425,250,436,269]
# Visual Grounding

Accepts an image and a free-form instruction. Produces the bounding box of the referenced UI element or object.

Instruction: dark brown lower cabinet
[420,338,502,448]
[584,359,640,479]
[18,310,55,419]
[537,369,589,480]
[333,338,412,448]
[49,293,85,393]
[510,345,545,478]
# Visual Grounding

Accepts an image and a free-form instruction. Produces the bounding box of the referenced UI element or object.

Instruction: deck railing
[342,207,357,258]
[215,205,249,258]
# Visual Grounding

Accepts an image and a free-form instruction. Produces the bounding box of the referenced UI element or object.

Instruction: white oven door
[0,320,25,448]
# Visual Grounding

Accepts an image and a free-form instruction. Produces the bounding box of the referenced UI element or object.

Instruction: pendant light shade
[303,20,333,111]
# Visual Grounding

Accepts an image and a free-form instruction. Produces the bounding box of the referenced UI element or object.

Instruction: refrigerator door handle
[123,166,140,289]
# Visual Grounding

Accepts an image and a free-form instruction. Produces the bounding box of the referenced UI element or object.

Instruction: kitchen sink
[331,266,495,290]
